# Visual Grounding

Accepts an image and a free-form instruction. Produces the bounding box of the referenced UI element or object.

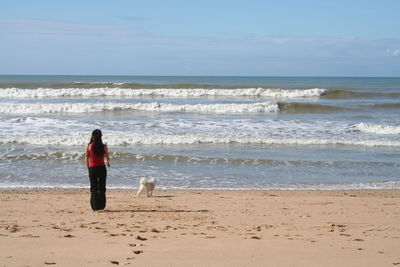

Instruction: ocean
[0,75,399,190]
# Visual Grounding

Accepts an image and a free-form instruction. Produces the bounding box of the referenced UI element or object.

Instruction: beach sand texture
[1,189,399,266]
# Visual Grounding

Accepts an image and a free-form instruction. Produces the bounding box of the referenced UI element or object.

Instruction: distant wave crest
[278,102,349,113]
[325,89,400,99]
[365,103,400,109]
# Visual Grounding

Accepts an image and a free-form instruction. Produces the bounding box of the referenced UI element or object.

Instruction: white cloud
[392,49,400,56]
[1,18,400,61]
[385,49,400,56]
[0,18,142,43]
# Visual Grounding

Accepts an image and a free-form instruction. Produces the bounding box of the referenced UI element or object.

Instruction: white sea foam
[1,133,399,147]
[0,101,280,114]
[1,117,398,148]
[0,181,399,190]
[0,87,326,98]
[355,123,400,135]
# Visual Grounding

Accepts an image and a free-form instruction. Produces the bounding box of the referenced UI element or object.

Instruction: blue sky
[1,0,399,76]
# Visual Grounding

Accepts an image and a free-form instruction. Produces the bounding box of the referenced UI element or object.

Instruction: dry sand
[0,189,399,267]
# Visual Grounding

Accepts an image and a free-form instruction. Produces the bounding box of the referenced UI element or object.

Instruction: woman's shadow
[103,209,209,213]
[102,195,209,213]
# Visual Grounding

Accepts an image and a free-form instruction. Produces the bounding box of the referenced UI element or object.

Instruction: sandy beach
[0,189,399,267]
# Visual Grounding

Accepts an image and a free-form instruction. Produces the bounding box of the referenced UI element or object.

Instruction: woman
[85,129,110,211]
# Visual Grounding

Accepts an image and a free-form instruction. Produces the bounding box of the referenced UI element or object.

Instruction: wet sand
[1,189,399,266]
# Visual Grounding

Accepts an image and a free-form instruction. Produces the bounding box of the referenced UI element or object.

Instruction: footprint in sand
[129,243,142,247]
[109,233,120,237]
[63,234,74,238]
[340,233,351,237]
[136,235,147,241]
[20,234,40,238]
[6,224,21,233]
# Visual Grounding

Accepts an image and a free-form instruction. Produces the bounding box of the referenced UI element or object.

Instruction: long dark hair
[89,129,104,157]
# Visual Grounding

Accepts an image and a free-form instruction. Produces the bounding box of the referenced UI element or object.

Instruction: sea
[0,75,399,190]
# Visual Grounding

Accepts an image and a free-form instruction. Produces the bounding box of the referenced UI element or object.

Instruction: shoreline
[1,186,400,191]
[2,187,400,192]
[1,189,399,266]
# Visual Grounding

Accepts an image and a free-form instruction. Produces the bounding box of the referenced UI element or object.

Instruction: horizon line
[1,74,400,78]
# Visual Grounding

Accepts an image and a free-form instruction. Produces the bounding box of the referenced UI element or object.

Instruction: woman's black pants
[89,166,107,210]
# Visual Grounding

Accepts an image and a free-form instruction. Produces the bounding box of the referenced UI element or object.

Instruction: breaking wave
[2,151,399,168]
[0,101,280,114]
[355,123,400,135]
[1,133,399,147]
[0,101,356,115]
[0,87,326,98]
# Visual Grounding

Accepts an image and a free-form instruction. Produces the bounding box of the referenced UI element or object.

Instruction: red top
[87,143,105,167]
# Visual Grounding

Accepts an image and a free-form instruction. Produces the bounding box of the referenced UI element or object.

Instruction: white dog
[136,177,156,197]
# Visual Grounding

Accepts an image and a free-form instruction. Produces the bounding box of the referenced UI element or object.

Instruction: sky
[1,0,399,76]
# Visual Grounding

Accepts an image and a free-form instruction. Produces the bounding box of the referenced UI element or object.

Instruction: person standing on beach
[85,129,110,211]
